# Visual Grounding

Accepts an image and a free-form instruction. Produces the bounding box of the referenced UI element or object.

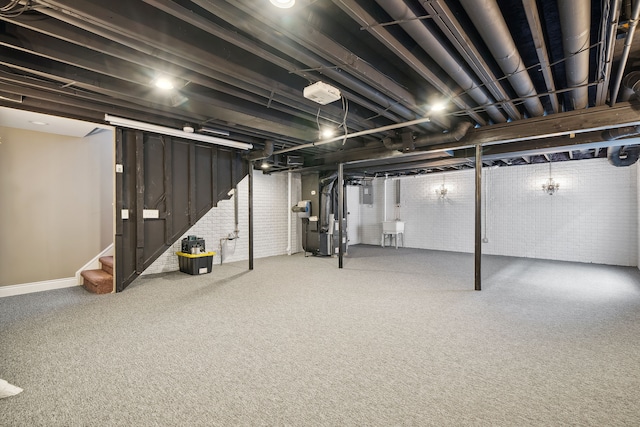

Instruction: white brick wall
[143,171,301,275]
[360,158,638,266]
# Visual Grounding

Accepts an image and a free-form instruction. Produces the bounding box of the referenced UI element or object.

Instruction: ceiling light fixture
[429,101,447,112]
[261,160,270,169]
[320,128,335,139]
[542,178,560,195]
[29,120,48,126]
[104,115,253,150]
[153,76,175,90]
[270,0,295,8]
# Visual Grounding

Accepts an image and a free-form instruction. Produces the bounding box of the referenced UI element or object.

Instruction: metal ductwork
[374,0,506,124]
[383,121,473,152]
[458,0,545,117]
[558,0,590,110]
[620,71,640,101]
[246,140,274,161]
[607,146,640,167]
[604,125,640,167]
[603,125,640,141]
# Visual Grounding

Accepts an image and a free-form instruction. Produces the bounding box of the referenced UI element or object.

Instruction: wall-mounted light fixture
[436,184,448,199]
[104,115,253,150]
[542,160,560,195]
[435,174,448,199]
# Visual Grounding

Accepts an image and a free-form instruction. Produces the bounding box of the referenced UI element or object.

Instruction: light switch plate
[143,209,159,219]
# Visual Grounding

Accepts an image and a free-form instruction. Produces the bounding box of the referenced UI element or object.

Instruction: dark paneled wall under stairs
[115,129,248,291]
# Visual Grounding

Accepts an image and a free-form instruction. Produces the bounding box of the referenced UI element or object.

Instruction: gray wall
[0,126,114,286]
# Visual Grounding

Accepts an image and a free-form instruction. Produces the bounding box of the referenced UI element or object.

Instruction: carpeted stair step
[80,269,113,294]
[99,256,114,276]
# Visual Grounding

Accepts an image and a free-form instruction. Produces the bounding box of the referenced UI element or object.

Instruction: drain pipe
[383,174,388,222]
[558,0,591,109]
[383,121,473,151]
[219,186,240,264]
[611,0,640,105]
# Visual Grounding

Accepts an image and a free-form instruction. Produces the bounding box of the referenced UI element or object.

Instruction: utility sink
[383,221,404,233]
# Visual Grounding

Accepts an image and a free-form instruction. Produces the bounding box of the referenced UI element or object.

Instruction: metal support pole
[475,144,482,291]
[338,163,344,269]
[248,161,254,270]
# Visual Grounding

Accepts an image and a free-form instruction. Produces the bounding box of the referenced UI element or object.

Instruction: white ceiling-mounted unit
[303,81,341,105]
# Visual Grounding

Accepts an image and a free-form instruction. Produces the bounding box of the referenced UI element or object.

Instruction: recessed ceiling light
[29,120,48,126]
[320,128,335,139]
[429,102,447,112]
[270,0,295,8]
[153,77,175,90]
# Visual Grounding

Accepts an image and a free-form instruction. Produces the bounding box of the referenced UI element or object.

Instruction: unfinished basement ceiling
[1,0,640,175]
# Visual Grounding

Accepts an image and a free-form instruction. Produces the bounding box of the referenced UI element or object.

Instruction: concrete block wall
[360,158,638,266]
[143,172,301,275]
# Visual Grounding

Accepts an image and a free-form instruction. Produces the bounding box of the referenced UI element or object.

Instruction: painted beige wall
[0,126,114,286]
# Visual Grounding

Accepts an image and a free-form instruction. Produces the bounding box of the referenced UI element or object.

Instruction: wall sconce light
[542,160,560,195]
[436,184,448,199]
[435,183,448,199]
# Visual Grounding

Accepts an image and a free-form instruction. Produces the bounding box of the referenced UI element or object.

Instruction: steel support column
[248,161,254,271]
[338,163,344,269]
[475,144,482,291]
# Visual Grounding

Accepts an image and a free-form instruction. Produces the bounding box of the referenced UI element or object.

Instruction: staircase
[80,256,114,294]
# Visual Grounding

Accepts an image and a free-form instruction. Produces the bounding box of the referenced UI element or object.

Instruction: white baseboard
[0,277,78,298]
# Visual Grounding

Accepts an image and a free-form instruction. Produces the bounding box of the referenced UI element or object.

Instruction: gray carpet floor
[1,245,640,426]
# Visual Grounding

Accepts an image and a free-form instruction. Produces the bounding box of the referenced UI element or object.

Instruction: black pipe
[338,163,344,269]
[246,140,274,161]
[383,121,472,152]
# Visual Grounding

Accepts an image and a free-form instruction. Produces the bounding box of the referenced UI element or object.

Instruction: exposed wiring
[340,95,349,145]
[0,0,34,17]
